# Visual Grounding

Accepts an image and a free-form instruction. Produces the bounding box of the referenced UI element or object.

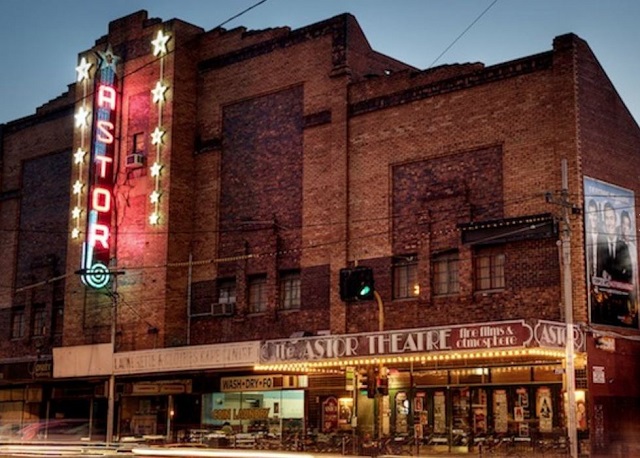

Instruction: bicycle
[378,435,414,456]
[479,434,530,456]
[535,435,570,456]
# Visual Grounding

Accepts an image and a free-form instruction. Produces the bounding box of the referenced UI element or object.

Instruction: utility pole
[77,269,124,445]
[106,288,118,445]
[550,159,578,458]
[373,291,385,439]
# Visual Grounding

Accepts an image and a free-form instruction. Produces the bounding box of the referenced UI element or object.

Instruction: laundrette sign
[221,375,281,392]
[260,320,583,363]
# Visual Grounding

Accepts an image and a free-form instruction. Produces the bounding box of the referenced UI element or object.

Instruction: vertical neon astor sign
[80,46,119,289]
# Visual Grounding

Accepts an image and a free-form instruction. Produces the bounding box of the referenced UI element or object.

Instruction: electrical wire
[216,0,269,29]
[428,0,499,69]
[0,190,584,292]
[68,0,270,109]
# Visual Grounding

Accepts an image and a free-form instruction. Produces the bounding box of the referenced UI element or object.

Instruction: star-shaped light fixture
[76,57,92,82]
[75,107,90,128]
[71,228,80,239]
[151,30,170,56]
[151,81,168,104]
[97,44,120,73]
[150,190,161,204]
[74,148,86,164]
[72,207,82,219]
[149,212,160,225]
[72,180,83,195]
[150,162,163,177]
[151,127,165,145]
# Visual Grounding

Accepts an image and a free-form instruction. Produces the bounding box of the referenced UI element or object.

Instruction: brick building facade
[1,10,639,455]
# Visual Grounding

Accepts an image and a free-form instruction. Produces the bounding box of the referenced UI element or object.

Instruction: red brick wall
[219,86,304,260]
[338,38,583,335]
[0,99,74,358]
[5,12,640,355]
[575,34,640,327]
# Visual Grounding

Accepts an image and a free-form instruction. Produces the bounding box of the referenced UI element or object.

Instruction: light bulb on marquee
[72,207,82,219]
[71,228,80,239]
[149,212,160,225]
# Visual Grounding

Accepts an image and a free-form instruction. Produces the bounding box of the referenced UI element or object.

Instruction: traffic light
[358,369,368,391]
[358,368,377,398]
[339,266,375,301]
[376,374,389,396]
[367,368,377,398]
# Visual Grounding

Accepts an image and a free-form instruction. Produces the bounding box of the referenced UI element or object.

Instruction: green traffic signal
[339,266,375,301]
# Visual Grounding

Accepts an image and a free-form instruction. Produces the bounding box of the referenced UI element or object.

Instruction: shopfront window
[410,366,563,450]
[203,390,304,437]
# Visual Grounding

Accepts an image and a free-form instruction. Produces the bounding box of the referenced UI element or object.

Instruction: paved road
[0,444,364,458]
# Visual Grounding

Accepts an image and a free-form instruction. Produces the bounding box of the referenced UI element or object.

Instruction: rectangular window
[393,256,419,299]
[11,307,25,339]
[474,246,505,291]
[52,300,64,336]
[133,132,145,154]
[248,275,268,313]
[279,271,301,310]
[213,279,236,316]
[218,279,236,305]
[433,251,460,296]
[32,304,46,337]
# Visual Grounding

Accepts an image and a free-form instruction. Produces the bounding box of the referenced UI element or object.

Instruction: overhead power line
[428,0,499,69]
[216,0,269,29]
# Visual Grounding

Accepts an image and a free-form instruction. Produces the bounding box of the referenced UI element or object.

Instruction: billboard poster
[584,177,638,328]
[536,387,553,433]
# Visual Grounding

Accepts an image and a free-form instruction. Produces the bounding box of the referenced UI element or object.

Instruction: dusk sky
[1,0,639,125]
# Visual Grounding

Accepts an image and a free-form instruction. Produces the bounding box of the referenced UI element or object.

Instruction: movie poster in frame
[584,177,638,328]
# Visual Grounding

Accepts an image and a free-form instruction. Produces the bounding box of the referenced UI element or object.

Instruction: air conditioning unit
[212,302,235,316]
[126,153,145,169]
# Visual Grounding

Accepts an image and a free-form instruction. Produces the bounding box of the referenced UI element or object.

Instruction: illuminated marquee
[80,46,119,289]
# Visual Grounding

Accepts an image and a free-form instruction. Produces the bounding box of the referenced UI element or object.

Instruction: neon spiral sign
[80,46,119,289]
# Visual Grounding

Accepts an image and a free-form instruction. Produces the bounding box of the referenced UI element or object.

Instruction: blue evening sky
[1,0,639,124]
